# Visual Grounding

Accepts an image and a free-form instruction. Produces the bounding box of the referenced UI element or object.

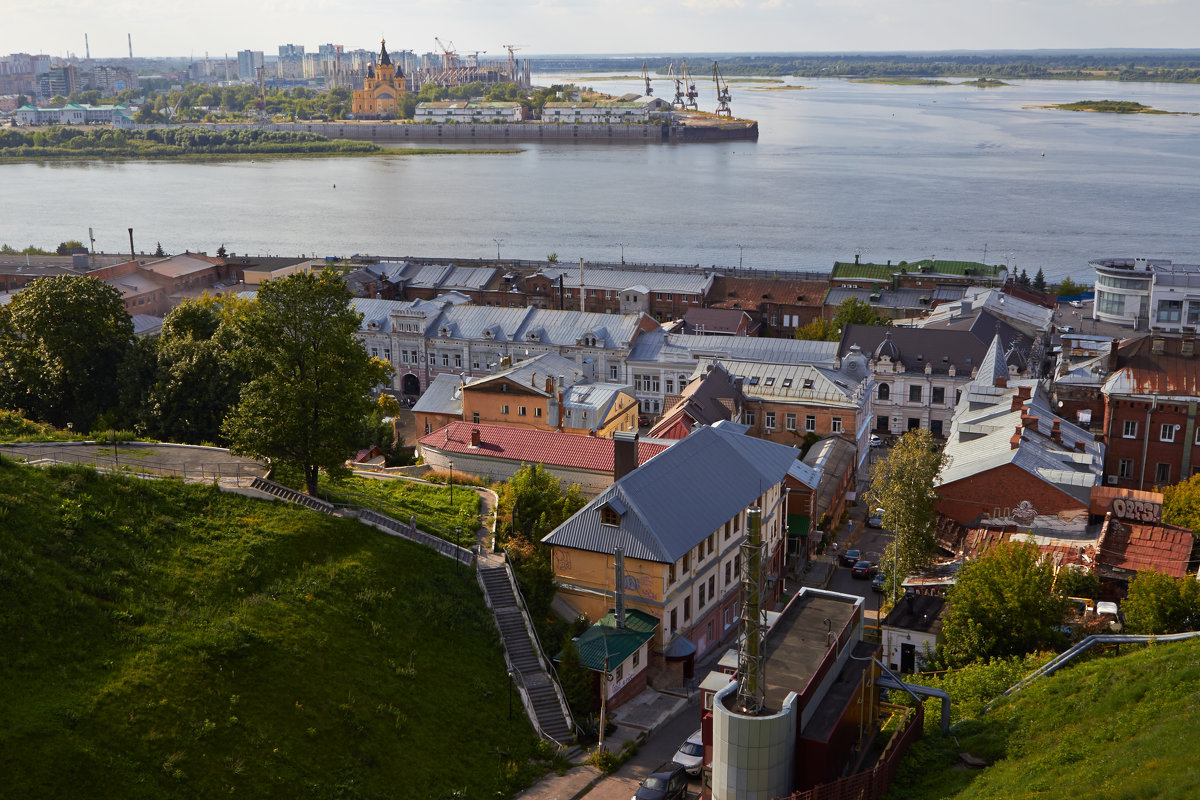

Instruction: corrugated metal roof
[566,610,658,671]
[1098,515,1195,579]
[627,329,838,365]
[1103,335,1200,399]
[411,373,463,416]
[694,357,866,407]
[419,421,668,473]
[542,424,799,563]
[472,353,584,394]
[539,266,712,295]
[840,324,987,375]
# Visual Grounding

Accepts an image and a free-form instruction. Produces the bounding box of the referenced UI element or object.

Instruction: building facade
[415,101,523,122]
[1091,258,1200,333]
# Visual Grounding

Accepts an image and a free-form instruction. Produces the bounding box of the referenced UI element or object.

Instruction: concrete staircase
[250,477,335,513]
[479,564,574,746]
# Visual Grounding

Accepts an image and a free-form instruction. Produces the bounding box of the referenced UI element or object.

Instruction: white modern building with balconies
[1091,258,1200,332]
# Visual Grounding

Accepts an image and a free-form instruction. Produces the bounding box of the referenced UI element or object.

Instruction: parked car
[671,728,705,776]
[633,763,689,800]
[851,559,876,578]
[1069,300,1083,308]
[867,508,885,528]
[871,573,887,592]
[869,434,884,447]
[840,547,861,567]
[1057,325,1075,334]
[638,414,650,427]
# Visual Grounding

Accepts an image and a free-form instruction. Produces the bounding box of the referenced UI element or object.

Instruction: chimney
[995,375,1008,388]
[1151,337,1165,355]
[1022,414,1038,431]
[545,376,554,394]
[1107,338,1120,372]
[1011,428,1022,450]
[1011,394,1024,412]
[612,430,639,482]
[1050,419,1062,445]
[1018,385,1032,401]
[1074,440,1086,452]
[614,547,626,629]
[128,227,135,261]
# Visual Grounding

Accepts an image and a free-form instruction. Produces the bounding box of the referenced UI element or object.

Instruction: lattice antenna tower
[736,507,766,714]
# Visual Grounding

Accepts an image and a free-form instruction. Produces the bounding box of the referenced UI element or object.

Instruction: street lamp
[737,244,744,270]
[493,238,504,261]
[616,242,627,264]
[449,459,454,506]
[507,670,515,723]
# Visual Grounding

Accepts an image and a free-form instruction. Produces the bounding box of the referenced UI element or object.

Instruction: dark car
[633,763,689,800]
[638,414,650,427]
[840,548,861,567]
[871,573,887,592]
[851,559,875,578]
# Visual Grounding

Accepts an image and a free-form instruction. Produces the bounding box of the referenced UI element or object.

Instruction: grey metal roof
[427,305,648,350]
[542,424,800,563]
[802,436,858,519]
[562,383,630,429]
[922,287,1053,336]
[627,328,839,366]
[473,352,585,393]
[825,286,945,312]
[694,357,868,408]
[839,324,988,375]
[411,373,463,416]
[538,266,713,295]
[395,262,496,291]
[351,297,444,334]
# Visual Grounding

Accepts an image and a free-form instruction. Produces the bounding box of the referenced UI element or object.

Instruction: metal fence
[0,443,266,484]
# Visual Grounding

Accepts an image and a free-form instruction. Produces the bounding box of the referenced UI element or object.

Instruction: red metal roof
[1098,516,1196,579]
[418,421,668,473]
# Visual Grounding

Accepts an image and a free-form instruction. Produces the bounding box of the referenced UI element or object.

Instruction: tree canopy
[866,428,948,598]
[795,297,890,342]
[940,541,1066,666]
[1122,570,1200,635]
[0,275,133,431]
[222,272,390,494]
[1162,472,1200,532]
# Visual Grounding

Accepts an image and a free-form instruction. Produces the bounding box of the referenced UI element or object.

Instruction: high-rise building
[237,50,264,81]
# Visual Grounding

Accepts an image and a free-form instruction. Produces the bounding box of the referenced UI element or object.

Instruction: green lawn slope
[888,639,1200,800]
[0,459,549,799]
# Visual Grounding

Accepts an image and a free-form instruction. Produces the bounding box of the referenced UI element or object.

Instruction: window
[684,597,691,621]
[932,386,945,405]
[745,410,756,426]
[424,421,432,434]
[698,583,706,609]
[428,353,436,365]
[683,553,690,571]
[1160,424,1176,442]
[805,415,816,432]
[518,406,527,417]
[535,407,543,418]
[931,419,943,436]
[670,608,677,634]
[501,404,509,415]
[878,383,890,401]
[765,412,776,430]
[1156,463,1172,484]
[1118,458,1134,479]
[472,412,480,423]
[907,417,920,431]
[600,507,620,526]
[1096,290,1126,317]
[706,534,714,556]
[666,378,674,394]
[669,563,677,584]
[785,413,797,431]
[1123,420,1138,438]
[708,575,715,598]
[876,415,888,431]
[734,553,741,575]
[909,385,923,403]
[441,353,450,367]
[1157,299,1183,324]
[632,649,640,669]
[725,561,732,586]
[610,364,619,380]
[454,354,462,368]
[370,347,379,358]
[383,349,391,362]
[832,417,843,433]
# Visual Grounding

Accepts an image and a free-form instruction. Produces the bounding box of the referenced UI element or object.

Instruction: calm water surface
[3,75,1199,283]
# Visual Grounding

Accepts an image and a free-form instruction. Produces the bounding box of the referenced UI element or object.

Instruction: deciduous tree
[1162,472,1200,533]
[222,272,390,494]
[941,541,1066,666]
[865,428,948,598]
[1123,570,1200,635]
[0,275,133,431]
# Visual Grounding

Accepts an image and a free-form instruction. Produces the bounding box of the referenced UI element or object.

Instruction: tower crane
[503,44,527,82]
[712,61,732,117]
[641,61,653,96]
[669,62,685,109]
[682,60,699,110]
[434,37,458,70]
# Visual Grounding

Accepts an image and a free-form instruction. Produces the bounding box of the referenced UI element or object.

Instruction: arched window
[878,383,891,401]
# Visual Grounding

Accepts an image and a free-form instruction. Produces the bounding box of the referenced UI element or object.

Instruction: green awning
[788,514,811,538]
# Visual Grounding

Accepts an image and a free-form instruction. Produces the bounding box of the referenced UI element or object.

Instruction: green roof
[832,259,1004,280]
[561,609,658,672]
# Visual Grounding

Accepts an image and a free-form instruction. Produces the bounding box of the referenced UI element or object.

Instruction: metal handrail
[497,549,576,738]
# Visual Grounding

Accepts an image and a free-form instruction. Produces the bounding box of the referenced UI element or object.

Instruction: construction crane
[669,62,685,109]
[254,65,266,112]
[434,37,459,70]
[641,61,653,96]
[503,44,527,83]
[466,50,487,68]
[712,61,732,117]
[682,60,699,110]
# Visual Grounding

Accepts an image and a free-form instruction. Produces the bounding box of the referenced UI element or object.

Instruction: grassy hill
[887,640,1200,799]
[0,458,550,799]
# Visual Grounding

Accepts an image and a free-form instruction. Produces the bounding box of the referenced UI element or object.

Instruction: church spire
[379,38,392,67]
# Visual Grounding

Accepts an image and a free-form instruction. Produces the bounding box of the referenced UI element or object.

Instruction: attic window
[483,329,494,339]
[764,377,775,387]
[762,293,771,300]
[749,376,760,386]
[782,378,793,389]
[917,354,924,361]
[802,379,815,389]
[600,507,620,526]
[439,326,450,337]
[796,295,805,302]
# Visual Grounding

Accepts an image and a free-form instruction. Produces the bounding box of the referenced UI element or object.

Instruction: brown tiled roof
[707,275,828,312]
[418,421,668,473]
[1097,515,1196,579]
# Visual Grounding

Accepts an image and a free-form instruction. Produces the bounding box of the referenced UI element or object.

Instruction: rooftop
[882,594,946,634]
[1097,515,1196,580]
[1103,334,1200,399]
[832,258,1005,281]
[758,590,861,714]
[566,609,658,672]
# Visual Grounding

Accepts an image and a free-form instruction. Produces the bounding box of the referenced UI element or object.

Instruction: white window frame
[1160,424,1176,443]
[1122,420,1138,439]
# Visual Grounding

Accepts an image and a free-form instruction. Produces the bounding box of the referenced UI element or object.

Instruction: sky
[4,0,1200,60]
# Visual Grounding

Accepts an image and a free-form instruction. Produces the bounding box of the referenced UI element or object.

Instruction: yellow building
[352,39,406,118]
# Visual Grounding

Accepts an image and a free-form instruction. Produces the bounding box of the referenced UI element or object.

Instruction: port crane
[681,60,699,110]
[669,63,686,109]
[641,61,653,96]
[712,61,732,117]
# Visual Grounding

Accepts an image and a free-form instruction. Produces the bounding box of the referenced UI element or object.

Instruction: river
[3,74,1199,283]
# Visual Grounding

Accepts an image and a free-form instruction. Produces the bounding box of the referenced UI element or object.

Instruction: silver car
[671,728,705,775]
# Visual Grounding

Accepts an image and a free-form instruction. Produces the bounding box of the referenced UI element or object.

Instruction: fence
[0,442,266,484]
[782,703,924,800]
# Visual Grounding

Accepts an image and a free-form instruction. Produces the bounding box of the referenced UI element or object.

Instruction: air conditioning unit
[1106,475,1119,485]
